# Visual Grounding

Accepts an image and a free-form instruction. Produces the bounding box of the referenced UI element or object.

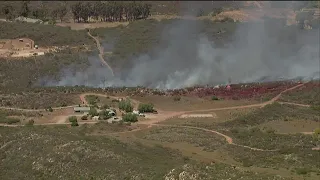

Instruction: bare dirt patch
[159,108,257,128]
[56,22,129,30]
[215,8,296,23]
[31,107,75,124]
[0,38,49,58]
[180,113,217,118]
[132,95,259,111]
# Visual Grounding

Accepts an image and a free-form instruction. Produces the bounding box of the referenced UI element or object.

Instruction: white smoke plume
[45,5,320,89]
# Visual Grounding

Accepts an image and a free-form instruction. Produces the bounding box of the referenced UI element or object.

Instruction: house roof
[74,107,90,111]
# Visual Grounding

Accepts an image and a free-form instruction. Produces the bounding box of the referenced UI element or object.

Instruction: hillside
[0,2,319,179]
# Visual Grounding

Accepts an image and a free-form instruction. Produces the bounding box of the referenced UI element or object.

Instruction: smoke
[45,6,320,89]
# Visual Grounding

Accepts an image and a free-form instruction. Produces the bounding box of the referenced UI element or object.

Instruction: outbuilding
[92,116,99,121]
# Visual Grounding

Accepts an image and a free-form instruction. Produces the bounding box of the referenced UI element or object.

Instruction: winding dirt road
[0,105,77,112]
[87,30,115,76]
[0,121,98,127]
[150,124,278,152]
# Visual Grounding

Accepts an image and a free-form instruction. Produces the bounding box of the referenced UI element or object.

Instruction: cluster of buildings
[73,106,120,123]
[0,38,45,57]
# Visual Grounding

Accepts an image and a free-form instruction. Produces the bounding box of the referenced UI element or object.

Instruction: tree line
[71,1,151,23]
[1,1,68,22]
[1,1,152,23]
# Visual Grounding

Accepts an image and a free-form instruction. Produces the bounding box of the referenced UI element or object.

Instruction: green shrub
[119,99,133,112]
[89,108,99,116]
[71,121,79,127]
[0,115,20,124]
[311,105,320,111]
[60,103,67,107]
[112,99,119,103]
[265,128,276,134]
[101,104,110,109]
[7,118,20,124]
[48,19,56,25]
[138,103,154,113]
[313,128,320,140]
[81,115,88,120]
[295,168,309,175]
[99,110,112,120]
[242,159,254,167]
[68,116,77,123]
[173,96,181,101]
[86,95,99,105]
[25,119,34,126]
[122,113,138,122]
[211,96,219,100]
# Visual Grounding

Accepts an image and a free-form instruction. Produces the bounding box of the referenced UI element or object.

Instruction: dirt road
[87,31,114,76]
[1,121,97,127]
[0,105,77,112]
[150,124,278,152]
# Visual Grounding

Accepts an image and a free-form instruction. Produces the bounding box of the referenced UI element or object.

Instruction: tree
[57,4,68,22]
[89,107,99,116]
[197,8,205,17]
[70,1,152,23]
[32,8,43,19]
[71,121,79,126]
[313,128,320,140]
[118,99,133,112]
[25,119,34,126]
[296,11,313,24]
[20,1,30,17]
[37,3,50,21]
[71,2,82,22]
[48,107,53,112]
[141,3,151,19]
[81,115,88,120]
[2,5,17,20]
[211,96,219,100]
[92,1,103,21]
[77,2,92,22]
[132,2,142,20]
[101,103,110,109]
[173,96,181,101]
[68,116,78,123]
[99,110,112,120]
[50,8,59,20]
[86,95,99,105]
[122,113,138,122]
[138,103,154,113]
